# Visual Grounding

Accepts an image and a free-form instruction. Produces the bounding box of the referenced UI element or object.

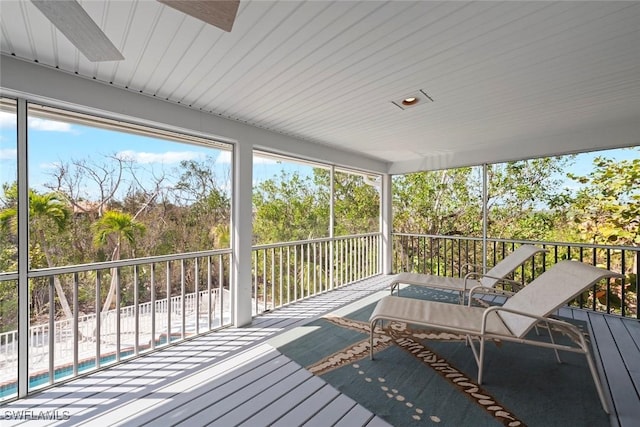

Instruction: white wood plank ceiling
[1,1,639,170]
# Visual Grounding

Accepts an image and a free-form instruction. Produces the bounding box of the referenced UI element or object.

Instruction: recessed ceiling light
[392,90,433,110]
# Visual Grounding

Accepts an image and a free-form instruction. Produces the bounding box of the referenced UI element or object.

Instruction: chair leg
[478,337,485,385]
[545,321,562,363]
[370,320,377,360]
[578,334,610,414]
[466,335,484,384]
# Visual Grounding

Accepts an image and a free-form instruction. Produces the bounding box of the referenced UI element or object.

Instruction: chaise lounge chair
[370,260,622,413]
[390,244,545,301]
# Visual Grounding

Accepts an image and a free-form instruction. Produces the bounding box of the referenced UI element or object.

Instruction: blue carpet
[270,286,609,427]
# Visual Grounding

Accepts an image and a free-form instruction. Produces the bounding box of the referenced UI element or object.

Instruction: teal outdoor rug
[268,286,609,427]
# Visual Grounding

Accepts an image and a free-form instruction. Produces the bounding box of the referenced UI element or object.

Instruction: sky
[0,110,296,197]
[0,109,638,199]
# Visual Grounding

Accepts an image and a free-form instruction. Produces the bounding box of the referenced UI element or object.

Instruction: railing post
[195,258,199,335]
[279,247,283,307]
[287,247,291,305]
[150,264,156,350]
[218,255,224,326]
[116,268,121,361]
[96,270,102,367]
[166,261,171,345]
[620,250,626,317]
[181,260,186,339]
[134,265,139,355]
[254,250,258,315]
[48,276,55,387]
[263,249,267,312]
[73,272,79,376]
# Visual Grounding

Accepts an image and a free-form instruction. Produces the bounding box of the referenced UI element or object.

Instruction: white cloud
[39,161,61,170]
[28,117,74,132]
[214,152,280,165]
[0,148,17,160]
[0,112,74,133]
[116,150,205,164]
[0,111,16,128]
[254,156,278,165]
[215,151,231,164]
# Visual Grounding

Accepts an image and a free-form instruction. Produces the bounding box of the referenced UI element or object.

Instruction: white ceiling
[1,0,639,172]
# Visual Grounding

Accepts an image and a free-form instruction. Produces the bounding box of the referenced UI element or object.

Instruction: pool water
[0,333,181,400]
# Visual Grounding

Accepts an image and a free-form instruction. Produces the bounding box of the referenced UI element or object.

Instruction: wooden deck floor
[1,275,638,427]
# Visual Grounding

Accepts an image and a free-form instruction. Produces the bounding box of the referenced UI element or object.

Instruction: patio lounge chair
[390,244,545,301]
[370,260,622,413]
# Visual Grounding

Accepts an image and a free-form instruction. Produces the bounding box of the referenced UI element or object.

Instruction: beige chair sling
[371,260,622,413]
[390,244,545,301]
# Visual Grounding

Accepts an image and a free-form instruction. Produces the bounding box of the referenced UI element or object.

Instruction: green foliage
[568,150,640,245]
[92,210,146,254]
[393,167,482,236]
[486,157,573,240]
[333,171,380,235]
[253,170,329,243]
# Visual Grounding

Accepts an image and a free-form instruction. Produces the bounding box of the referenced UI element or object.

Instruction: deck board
[605,316,640,390]
[269,384,341,427]
[237,376,327,427]
[588,312,639,427]
[302,394,359,427]
[173,358,301,426]
[333,403,377,427]
[207,368,315,427]
[1,274,637,427]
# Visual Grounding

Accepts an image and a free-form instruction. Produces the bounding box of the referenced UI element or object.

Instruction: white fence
[0,288,230,386]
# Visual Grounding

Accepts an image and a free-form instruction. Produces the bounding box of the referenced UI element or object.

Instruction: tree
[0,184,73,318]
[334,171,380,236]
[170,157,231,252]
[92,210,145,311]
[45,155,125,217]
[253,170,329,244]
[486,157,573,240]
[393,167,482,236]
[569,152,640,246]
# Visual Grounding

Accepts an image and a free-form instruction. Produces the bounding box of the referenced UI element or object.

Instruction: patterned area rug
[269,286,609,427]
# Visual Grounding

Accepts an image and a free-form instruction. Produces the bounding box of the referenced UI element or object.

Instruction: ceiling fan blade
[158,0,240,32]
[31,0,124,62]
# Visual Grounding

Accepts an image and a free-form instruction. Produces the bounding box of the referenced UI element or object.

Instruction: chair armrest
[480,305,583,342]
[492,277,526,292]
[466,285,516,306]
[460,263,482,275]
[463,273,524,292]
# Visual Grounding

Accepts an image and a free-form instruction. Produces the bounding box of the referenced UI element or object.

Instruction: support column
[381,173,393,275]
[329,166,335,289]
[232,142,253,327]
[17,98,29,397]
[482,164,488,273]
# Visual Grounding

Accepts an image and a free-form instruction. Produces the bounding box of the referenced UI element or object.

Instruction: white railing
[251,233,381,315]
[0,288,229,375]
[0,249,232,399]
[1,233,382,400]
